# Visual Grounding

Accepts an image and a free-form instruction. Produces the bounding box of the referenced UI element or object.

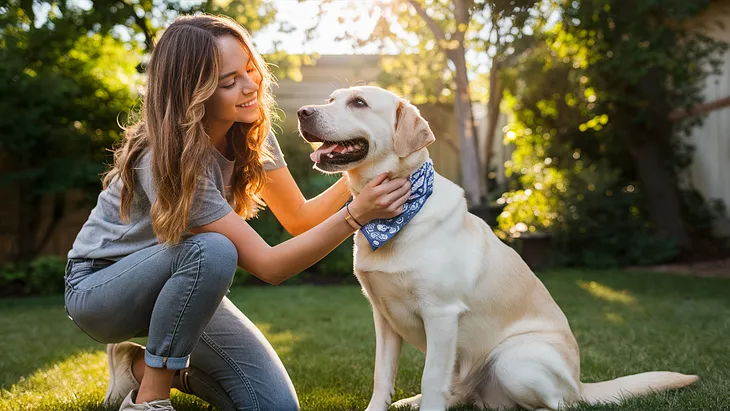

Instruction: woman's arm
[190,173,410,285]
[260,167,351,236]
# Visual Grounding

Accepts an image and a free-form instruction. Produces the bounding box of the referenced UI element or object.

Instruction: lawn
[1,269,729,411]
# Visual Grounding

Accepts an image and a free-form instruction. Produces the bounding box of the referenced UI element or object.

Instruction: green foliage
[0,0,315,263]
[498,0,728,266]
[0,256,66,296]
[0,1,144,260]
[0,28,141,194]
[340,0,537,105]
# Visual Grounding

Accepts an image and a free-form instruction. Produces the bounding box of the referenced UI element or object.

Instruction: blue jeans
[64,233,299,411]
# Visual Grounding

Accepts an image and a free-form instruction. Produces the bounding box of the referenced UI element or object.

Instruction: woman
[64,14,410,411]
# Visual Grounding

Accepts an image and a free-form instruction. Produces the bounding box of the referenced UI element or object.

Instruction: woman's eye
[222,81,235,89]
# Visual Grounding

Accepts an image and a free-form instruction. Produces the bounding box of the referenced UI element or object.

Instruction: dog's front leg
[418,306,461,411]
[365,305,403,411]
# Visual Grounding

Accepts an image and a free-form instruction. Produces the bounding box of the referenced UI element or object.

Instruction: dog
[297,86,698,411]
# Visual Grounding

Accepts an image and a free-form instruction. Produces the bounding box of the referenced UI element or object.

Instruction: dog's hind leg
[480,341,580,411]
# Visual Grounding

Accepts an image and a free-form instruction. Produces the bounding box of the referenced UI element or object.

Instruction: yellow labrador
[297,86,698,411]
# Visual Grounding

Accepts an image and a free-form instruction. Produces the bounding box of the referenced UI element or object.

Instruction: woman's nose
[241,74,259,94]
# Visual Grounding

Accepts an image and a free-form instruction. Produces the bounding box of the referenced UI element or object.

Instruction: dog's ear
[393,99,435,158]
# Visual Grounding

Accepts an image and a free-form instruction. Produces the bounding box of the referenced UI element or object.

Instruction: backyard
[1,269,728,411]
[2,0,730,410]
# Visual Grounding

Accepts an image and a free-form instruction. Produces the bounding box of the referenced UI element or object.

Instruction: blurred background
[1,0,729,295]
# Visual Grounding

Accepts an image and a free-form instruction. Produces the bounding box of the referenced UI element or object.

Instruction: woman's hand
[348,173,411,224]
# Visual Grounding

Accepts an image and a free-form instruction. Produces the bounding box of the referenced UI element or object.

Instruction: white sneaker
[119,390,176,411]
[103,341,142,407]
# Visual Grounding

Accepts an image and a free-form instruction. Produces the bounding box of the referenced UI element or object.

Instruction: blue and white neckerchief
[360,160,435,250]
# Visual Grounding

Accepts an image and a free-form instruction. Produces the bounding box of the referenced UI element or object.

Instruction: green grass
[1,269,729,411]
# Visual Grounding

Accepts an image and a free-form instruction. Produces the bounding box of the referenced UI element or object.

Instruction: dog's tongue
[310,143,340,163]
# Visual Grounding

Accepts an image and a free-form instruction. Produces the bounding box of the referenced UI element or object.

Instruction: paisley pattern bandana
[360,160,435,250]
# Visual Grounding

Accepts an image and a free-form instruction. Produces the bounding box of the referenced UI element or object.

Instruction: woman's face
[205,35,262,125]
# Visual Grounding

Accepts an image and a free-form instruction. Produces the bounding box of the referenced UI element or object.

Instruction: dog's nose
[298,107,316,119]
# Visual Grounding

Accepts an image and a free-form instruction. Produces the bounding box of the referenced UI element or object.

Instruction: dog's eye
[350,97,368,108]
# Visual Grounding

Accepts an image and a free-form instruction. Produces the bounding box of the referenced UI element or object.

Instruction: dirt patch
[627,258,730,278]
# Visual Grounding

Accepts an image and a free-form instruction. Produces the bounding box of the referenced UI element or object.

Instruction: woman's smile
[236,95,258,109]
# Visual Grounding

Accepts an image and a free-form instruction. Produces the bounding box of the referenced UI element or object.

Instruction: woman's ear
[393,99,435,158]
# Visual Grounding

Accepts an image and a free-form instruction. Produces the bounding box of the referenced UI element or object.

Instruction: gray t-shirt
[67,132,286,261]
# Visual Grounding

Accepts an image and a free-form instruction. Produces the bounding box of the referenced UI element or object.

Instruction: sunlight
[255,0,388,55]
[256,322,303,357]
[0,350,107,410]
[0,322,303,410]
[604,312,625,324]
[577,280,636,305]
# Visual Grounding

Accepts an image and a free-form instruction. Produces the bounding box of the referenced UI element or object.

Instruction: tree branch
[407,0,447,41]
[122,1,155,50]
[668,95,730,121]
[453,0,472,43]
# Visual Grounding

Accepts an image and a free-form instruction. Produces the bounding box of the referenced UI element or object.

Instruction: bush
[498,165,680,268]
[497,0,727,268]
[0,256,67,297]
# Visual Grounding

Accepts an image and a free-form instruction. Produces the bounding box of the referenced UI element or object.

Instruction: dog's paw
[364,398,391,411]
[392,394,421,410]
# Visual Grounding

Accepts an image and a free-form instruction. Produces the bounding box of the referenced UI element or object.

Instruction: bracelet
[345,203,363,228]
[344,213,361,230]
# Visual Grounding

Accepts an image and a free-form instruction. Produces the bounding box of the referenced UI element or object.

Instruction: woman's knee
[183,232,238,286]
[253,389,299,411]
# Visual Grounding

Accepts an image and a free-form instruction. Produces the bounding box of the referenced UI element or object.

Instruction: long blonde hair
[104,14,277,244]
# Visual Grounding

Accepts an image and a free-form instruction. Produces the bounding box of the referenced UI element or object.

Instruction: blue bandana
[360,160,435,250]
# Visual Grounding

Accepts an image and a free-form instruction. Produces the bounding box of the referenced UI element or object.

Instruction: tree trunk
[14,183,66,262]
[452,48,485,207]
[632,71,690,249]
[407,0,484,206]
[16,184,38,261]
[629,140,689,248]
[37,193,66,256]
[485,61,503,174]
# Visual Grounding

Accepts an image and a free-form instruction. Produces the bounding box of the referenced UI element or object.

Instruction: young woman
[64,14,410,411]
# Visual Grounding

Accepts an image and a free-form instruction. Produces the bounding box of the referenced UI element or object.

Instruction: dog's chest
[354,241,468,351]
[356,268,429,349]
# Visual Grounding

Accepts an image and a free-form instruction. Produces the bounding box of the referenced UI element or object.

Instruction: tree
[0,2,141,261]
[0,0,303,262]
[406,0,485,206]
[479,0,538,175]
[499,0,727,261]
[329,0,540,209]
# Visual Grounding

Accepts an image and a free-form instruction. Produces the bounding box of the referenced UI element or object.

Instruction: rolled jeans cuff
[145,349,190,370]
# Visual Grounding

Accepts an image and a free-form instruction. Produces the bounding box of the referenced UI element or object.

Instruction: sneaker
[119,390,176,411]
[103,341,143,407]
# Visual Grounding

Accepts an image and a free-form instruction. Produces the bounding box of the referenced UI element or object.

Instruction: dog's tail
[581,371,699,405]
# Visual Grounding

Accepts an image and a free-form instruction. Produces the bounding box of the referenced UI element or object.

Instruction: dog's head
[297,86,435,175]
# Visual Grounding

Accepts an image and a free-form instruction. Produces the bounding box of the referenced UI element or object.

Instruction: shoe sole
[102,344,118,406]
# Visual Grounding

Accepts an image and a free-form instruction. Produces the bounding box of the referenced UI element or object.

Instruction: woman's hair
[103,14,277,244]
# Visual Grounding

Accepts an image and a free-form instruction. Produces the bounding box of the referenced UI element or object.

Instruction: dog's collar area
[360,160,435,250]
